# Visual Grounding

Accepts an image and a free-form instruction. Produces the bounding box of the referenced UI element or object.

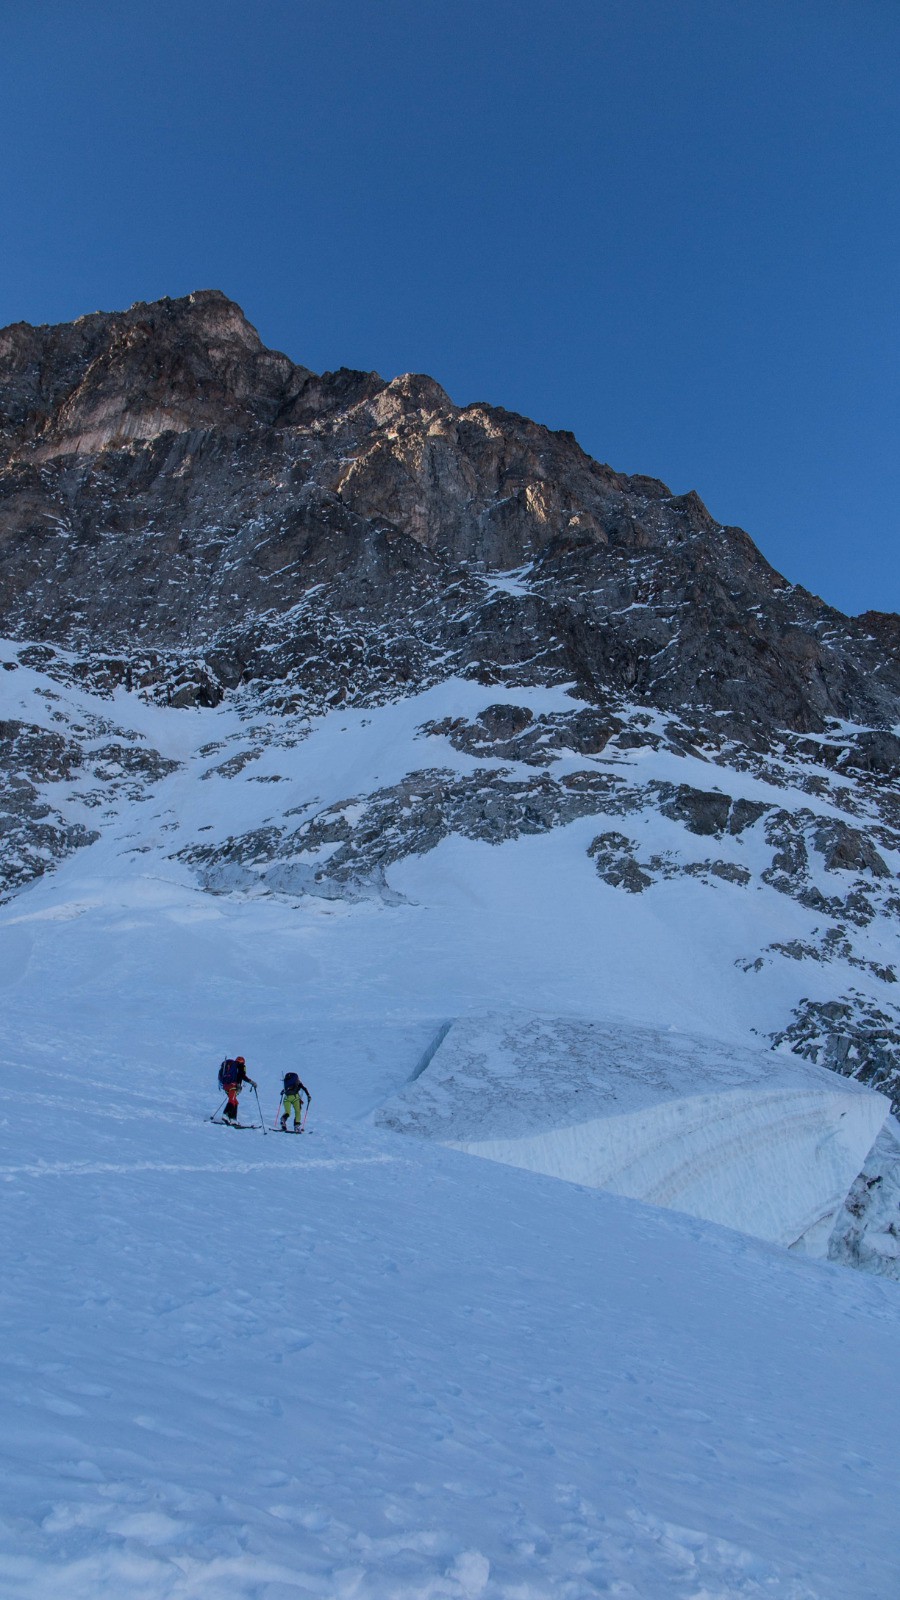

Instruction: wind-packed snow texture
[377,1014,888,1249]
[1,648,899,1596]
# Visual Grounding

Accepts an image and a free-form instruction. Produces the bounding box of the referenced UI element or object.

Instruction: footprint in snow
[110,1509,188,1545]
[281,1331,314,1352]
[428,1550,489,1598]
[57,1458,105,1482]
[39,1393,86,1417]
[132,1414,186,1439]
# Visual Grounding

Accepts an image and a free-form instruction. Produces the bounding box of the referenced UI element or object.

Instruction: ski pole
[273,1093,284,1130]
[253,1083,268,1136]
[209,1097,228,1122]
[301,1094,311,1131]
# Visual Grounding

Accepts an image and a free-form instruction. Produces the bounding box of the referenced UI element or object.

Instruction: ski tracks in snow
[0,1155,397,1181]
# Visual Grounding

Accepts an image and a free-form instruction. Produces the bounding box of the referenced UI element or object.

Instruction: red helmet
[236,1056,245,1064]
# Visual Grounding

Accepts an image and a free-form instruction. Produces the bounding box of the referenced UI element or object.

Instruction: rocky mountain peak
[0,288,308,460]
[0,290,897,740]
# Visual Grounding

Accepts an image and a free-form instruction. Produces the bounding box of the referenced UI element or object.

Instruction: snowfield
[2,1008,900,1600]
[0,653,899,1596]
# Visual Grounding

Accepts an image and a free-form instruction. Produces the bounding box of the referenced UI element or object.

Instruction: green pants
[282,1093,302,1122]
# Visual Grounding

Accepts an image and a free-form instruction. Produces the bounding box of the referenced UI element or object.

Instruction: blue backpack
[283,1072,301,1095]
[219,1059,241,1088]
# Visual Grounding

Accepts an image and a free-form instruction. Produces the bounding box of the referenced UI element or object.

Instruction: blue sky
[1,0,897,615]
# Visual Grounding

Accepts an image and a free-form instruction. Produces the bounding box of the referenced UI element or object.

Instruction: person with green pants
[280,1071,310,1131]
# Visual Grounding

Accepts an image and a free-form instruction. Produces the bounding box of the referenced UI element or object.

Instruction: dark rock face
[177,765,632,900]
[421,704,615,765]
[588,832,653,893]
[0,289,305,456]
[0,710,180,902]
[657,787,733,837]
[1,291,899,735]
[0,720,100,894]
[848,731,900,779]
[812,818,890,879]
[773,997,900,1112]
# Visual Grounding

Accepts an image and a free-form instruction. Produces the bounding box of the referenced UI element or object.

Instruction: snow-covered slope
[376,1014,888,1250]
[2,966,900,1599]
[3,637,899,1110]
[2,650,900,1596]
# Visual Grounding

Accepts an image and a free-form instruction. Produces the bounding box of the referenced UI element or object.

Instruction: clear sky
[1,0,897,616]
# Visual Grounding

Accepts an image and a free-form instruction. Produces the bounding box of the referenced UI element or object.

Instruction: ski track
[0,1155,398,1180]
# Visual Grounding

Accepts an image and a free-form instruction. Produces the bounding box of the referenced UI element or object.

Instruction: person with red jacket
[217,1056,257,1123]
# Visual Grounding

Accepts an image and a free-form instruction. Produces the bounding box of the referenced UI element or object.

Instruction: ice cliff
[377,1013,888,1251]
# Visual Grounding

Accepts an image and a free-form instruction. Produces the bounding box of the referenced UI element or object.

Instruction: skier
[279,1070,310,1132]
[218,1055,257,1124]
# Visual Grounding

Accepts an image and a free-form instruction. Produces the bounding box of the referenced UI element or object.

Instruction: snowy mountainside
[1,818,899,1597]
[3,640,900,1275]
[3,636,900,1118]
[2,1005,899,1599]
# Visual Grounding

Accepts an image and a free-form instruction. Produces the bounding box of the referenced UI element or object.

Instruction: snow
[476,566,535,598]
[377,1014,889,1249]
[2,1025,900,1599]
[1,652,899,1594]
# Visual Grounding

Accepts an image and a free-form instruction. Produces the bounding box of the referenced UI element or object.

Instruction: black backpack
[283,1071,301,1095]
[219,1059,241,1088]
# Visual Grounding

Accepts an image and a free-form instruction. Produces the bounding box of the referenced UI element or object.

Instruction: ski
[210,1118,260,1130]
